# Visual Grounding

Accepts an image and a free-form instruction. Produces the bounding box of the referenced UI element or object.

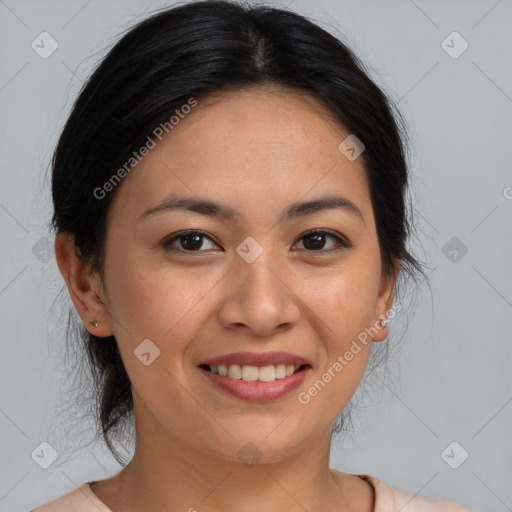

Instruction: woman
[32,1,473,510]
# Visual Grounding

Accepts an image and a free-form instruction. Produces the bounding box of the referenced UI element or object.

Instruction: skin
[55,85,398,512]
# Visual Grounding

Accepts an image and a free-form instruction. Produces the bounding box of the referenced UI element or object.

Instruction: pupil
[304,233,324,250]
[181,233,202,251]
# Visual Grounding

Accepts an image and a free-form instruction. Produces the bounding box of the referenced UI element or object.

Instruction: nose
[216,249,301,337]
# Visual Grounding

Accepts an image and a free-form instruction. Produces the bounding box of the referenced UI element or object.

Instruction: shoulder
[30,482,112,512]
[356,474,474,512]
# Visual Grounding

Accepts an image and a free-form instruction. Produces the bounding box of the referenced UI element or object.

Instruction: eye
[293,229,351,253]
[163,230,220,252]
[162,229,351,254]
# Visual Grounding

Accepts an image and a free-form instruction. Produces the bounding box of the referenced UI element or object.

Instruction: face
[64,85,396,464]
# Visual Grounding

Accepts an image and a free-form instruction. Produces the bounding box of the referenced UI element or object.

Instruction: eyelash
[162,229,352,255]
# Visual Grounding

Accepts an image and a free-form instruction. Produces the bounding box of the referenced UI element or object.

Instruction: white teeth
[275,364,287,379]
[210,363,303,382]
[259,365,275,382]
[228,364,242,379]
[241,365,259,381]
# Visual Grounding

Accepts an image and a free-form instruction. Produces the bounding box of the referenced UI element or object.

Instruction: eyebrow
[138,193,365,225]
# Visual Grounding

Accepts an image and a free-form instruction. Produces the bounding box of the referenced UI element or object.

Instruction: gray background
[1,0,511,511]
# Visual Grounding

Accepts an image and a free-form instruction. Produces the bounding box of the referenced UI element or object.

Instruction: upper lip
[198,351,311,367]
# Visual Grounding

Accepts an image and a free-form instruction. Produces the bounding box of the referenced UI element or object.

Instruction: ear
[372,258,400,342]
[54,232,114,337]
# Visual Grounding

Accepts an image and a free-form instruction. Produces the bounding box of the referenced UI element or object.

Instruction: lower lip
[198,366,311,402]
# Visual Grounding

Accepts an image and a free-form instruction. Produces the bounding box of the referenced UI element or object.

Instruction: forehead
[109,86,373,226]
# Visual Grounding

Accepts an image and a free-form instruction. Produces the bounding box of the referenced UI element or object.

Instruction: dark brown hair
[51,0,427,465]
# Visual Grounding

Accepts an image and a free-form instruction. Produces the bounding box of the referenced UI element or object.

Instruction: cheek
[294,260,379,402]
[104,248,227,355]
[302,261,380,341]
[103,253,215,422]
[297,276,373,418]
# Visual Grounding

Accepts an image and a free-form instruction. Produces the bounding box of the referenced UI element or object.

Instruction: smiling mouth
[199,363,310,383]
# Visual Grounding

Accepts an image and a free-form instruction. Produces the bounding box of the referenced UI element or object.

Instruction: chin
[201,425,316,465]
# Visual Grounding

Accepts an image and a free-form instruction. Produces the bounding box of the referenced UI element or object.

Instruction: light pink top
[31,474,474,511]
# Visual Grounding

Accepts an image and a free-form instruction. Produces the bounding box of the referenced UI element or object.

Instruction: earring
[378,316,387,328]
[89,320,100,328]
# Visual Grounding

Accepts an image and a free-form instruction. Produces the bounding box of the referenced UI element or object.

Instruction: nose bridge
[217,234,300,334]
[235,235,287,300]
